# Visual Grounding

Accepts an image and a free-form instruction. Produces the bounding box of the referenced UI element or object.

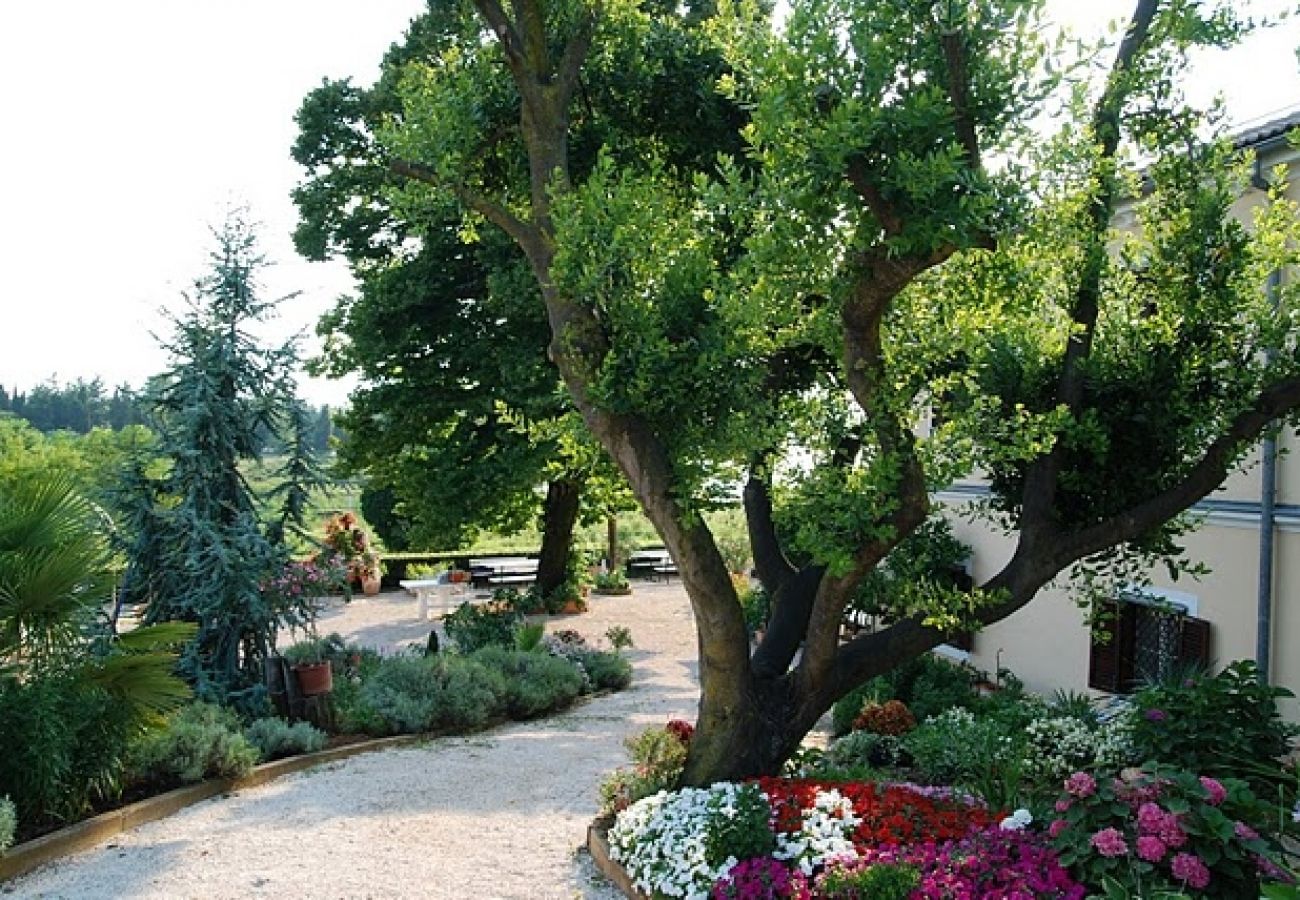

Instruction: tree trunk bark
[536,478,582,598]
[679,675,820,784]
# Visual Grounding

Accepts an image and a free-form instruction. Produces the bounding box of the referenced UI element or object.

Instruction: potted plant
[356,551,384,596]
[593,569,632,596]
[282,634,335,696]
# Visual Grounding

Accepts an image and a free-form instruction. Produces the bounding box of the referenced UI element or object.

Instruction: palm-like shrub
[0,476,193,830]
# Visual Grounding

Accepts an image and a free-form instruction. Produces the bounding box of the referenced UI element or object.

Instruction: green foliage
[122,214,325,710]
[0,674,137,828]
[599,723,691,815]
[513,622,546,652]
[578,649,633,691]
[244,717,328,762]
[355,654,508,735]
[470,647,584,717]
[817,861,920,900]
[738,585,769,636]
[0,796,14,855]
[903,708,1020,791]
[593,569,630,591]
[0,377,146,436]
[832,653,978,734]
[703,781,774,867]
[443,601,522,653]
[1128,660,1299,794]
[0,416,154,504]
[603,624,634,651]
[125,703,259,791]
[824,729,904,773]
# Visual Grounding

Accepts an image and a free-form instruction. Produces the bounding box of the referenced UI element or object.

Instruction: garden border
[0,734,423,883]
[586,822,647,900]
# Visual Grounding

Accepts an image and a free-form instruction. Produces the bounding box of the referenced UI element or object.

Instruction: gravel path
[6,582,701,899]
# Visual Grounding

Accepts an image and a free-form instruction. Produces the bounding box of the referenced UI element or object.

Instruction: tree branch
[1018,0,1160,536]
[938,29,981,173]
[557,6,597,109]
[388,159,540,255]
[744,468,797,594]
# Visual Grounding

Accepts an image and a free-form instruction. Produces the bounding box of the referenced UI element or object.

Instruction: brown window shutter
[1178,615,1212,670]
[1089,598,1136,693]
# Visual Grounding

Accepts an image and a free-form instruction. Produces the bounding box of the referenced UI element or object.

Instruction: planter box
[594,586,632,596]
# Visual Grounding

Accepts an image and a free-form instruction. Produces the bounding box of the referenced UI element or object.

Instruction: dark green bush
[443,602,522,652]
[1129,660,1298,792]
[244,718,328,761]
[125,703,259,790]
[0,675,136,828]
[471,647,583,718]
[579,650,633,691]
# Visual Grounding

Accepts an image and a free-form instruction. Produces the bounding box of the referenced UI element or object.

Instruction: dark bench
[627,548,676,581]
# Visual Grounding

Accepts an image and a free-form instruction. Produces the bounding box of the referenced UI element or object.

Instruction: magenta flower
[1143,708,1167,722]
[1171,852,1211,890]
[1136,835,1167,862]
[1136,802,1166,834]
[1234,821,1259,841]
[1055,799,1072,813]
[1199,776,1226,806]
[1090,827,1128,858]
[1065,772,1097,799]
[1049,818,1069,839]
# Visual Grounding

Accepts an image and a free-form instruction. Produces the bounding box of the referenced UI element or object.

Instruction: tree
[293,1,744,596]
[121,214,323,708]
[351,0,1300,783]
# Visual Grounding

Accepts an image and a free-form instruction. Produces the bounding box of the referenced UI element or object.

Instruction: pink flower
[1137,802,1166,833]
[1065,772,1097,798]
[1199,776,1226,806]
[1136,835,1167,862]
[1055,799,1072,813]
[1090,827,1128,858]
[1049,818,1069,838]
[1234,821,1259,841]
[1171,852,1211,890]
[1158,817,1188,849]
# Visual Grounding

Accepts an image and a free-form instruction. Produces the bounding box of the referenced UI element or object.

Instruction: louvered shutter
[1177,615,1212,669]
[1089,598,1136,693]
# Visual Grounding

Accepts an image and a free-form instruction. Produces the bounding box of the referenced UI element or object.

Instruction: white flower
[1000,808,1033,830]
[1292,799,1299,824]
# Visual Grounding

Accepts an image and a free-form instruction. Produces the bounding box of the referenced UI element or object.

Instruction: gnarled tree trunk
[535,478,582,599]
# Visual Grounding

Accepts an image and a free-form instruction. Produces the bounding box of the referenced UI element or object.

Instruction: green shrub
[0,675,137,827]
[513,622,546,652]
[244,718,328,761]
[1128,660,1298,793]
[443,601,521,652]
[598,724,691,815]
[738,586,769,635]
[358,654,508,735]
[471,647,584,718]
[0,796,16,855]
[825,729,904,771]
[604,625,634,651]
[903,708,1020,789]
[906,656,978,722]
[817,860,920,900]
[579,650,633,691]
[832,681,887,737]
[126,703,258,790]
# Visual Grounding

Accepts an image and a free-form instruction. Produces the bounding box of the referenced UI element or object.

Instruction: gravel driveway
[5,582,701,899]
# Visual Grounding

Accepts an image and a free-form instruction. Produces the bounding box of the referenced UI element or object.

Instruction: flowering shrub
[840,826,1086,898]
[321,512,381,580]
[598,722,691,815]
[260,557,349,613]
[1127,661,1298,794]
[852,700,917,736]
[609,782,774,898]
[1019,715,1133,793]
[1049,767,1294,898]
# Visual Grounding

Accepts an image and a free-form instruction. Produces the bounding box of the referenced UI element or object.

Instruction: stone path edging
[0,734,422,883]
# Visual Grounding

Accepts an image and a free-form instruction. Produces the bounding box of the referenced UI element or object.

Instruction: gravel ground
[5,581,702,899]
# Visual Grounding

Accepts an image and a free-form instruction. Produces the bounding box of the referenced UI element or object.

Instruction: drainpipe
[1252,159,1280,683]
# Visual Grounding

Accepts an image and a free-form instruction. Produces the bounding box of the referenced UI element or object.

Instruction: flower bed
[606,777,1076,899]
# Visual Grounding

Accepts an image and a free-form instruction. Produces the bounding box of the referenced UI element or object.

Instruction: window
[1088,593,1210,694]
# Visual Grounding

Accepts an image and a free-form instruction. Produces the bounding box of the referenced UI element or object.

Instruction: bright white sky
[1,0,1297,406]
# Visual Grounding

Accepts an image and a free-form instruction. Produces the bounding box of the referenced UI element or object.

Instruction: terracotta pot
[361,574,381,595]
[294,661,334,696]
[449,569,470,584]
[560,599,585,615]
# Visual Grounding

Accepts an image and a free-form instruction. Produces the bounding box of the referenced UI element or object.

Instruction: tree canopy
[337,0,1300,782]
